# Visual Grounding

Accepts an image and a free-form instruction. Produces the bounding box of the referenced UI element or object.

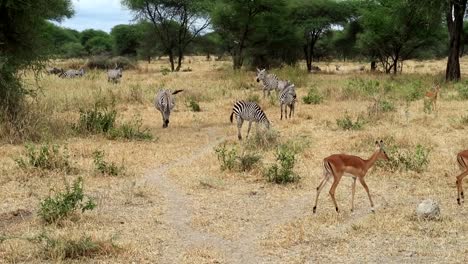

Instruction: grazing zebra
[154,89,184,128]
[230,100,270,140]
[279,83,297,120]
[256,68,285,97]
[107,68,123,83]
[59,68,85,78]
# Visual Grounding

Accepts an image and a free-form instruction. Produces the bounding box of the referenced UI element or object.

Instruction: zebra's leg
[289,104,293,118]
[280,103,283,120]
[237,117,244,140]
[284,103,288,119]
[246,121,253,139]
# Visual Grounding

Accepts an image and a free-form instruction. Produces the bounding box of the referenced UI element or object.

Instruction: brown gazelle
[425,84,441,112]
[313,140,389,213]
[455,150,468,205]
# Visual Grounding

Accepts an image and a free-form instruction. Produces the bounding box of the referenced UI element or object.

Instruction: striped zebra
[279,82,297,120]
[59,68,85,78]
[107,68,123,83]
[154,89,184,128]
[256,68,286,97]
[230,100,270,140]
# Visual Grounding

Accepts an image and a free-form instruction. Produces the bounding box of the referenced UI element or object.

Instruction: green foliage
[108,117,153,141]
[93,151,125,176]
[237,152,262,172]
[187,98,201,112]
[367,98,396,118]
[244,128,280,151]
[246,93,260,104]
[87,56,137,70]
[86,36,112,55]
[16,144,72,172]
[74,106,116,134]
[214,143,238,171]
[61,42,87,58]
[456,82,468,99]
[111,24,142,56]
[302,87,323,104]
[265,144,299,184]
[336,113,365,130]
[38,177,96,224]
[343,78,381,99]
[378,143,431,173]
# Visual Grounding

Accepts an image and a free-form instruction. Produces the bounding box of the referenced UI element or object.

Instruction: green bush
[456,82,468,99]
[244,129,280,151]
[93,151,124,176]
[378,143,430,173]
[265,144,299,184]
[16,144,72,172]
[214,143,238,171]
[74,106,116,134]
[237,152,262,172]
[302,87,323,105]
[343,78,380,99]
[108,117,153,141]
[187,98,201,112]
[38,177,96,224]
[336,114,365,130]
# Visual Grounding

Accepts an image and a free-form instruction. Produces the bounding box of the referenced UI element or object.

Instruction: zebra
[230,100,270,140]
[279,82,297,120]
[107,68,123,83]
[256,68,285,97]
[59,68,85,78]
[154,89,184,128]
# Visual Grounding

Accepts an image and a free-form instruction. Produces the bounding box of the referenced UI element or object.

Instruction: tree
[111,24,142,56]
[446,0,468,81]
[358,0,443,74]
[291,0,350,71]
[0,0,73,123]
[122,0,211,71]
[80,29,111,55]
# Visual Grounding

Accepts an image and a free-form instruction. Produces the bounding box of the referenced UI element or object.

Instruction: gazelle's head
[434,84,441,93]
[375,140,389,160]
[256,68,266,82]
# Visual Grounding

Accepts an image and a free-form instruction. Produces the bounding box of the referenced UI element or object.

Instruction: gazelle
[455,150,468,205]
[313,140,389,213]
[425,84,441,112]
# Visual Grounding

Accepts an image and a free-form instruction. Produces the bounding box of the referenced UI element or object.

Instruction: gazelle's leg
[237,117,244,140]
[329,175,342,213]
[246,121,253,139]
[359,177,375,212]
[351,177,357,212]
[456,170,468,205]
[313,173,330,213]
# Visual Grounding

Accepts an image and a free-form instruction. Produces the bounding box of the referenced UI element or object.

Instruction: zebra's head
[256,68,266,82]
[263,117,271,129]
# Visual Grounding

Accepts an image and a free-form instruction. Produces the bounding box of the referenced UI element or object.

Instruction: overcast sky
[56,0,134,32]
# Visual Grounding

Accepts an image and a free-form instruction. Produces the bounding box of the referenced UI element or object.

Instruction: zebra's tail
[230,112,234,123]
[172,89,184,95]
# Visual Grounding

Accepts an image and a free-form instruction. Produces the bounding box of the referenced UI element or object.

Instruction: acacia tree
[446,0,468,81]
[122,0,210,71]
[358,0,443,74]
[0,0,73,122]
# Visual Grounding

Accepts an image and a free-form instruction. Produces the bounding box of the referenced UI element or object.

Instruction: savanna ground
[1,56,468,263]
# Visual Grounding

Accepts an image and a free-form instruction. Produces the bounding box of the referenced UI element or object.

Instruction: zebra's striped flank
[60,68,85,78]
[279,82,297,120]
[256,68,285,98]
[107,68,123,83]
[230,100,270,140]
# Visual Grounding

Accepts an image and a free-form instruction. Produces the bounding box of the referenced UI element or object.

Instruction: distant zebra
[279,82,297,120]
[107,68,123,83]
[230,101,270,140]
[256,68,286,97]
[154,89,184,128]
[59,68,85,78]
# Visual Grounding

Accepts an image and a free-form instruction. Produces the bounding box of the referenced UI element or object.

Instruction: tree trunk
[370,61,376,72]
[168,51,175,72]
[446,0,467,81]
[303,42,313,72]
[175,48,183,71]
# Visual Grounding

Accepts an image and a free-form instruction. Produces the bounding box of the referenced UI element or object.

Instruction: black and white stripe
[279,82,297,120]
[256,68,286,97]
[154,89,184,128]
[59,68,85,78]
[229,100,270,140]
[107,68,123,83]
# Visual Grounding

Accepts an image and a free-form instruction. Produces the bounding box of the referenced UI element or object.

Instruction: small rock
[416,199,440,220]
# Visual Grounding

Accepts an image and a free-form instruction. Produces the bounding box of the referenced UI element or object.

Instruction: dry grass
[1,56,468,263]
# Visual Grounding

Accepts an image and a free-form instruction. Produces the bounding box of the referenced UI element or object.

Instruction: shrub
[265,144,299,184]
[367,98,396,118]
[16,144,72,172]
[302,87,323,104]
[244,128,280,151]
[38,177,96,224]
[378,143,430,173]
[93,151,124,176]
[214,143,238,171]
[128,84,145,104]
[108,117,153,141]
[187,98,201,112]
[342,78,380,99]
[37,233,120,260]
[161,67,171,75]
[74,106,116,134]
[237,152,262,172]
[86,56,137,70]
[336,114,365,130]
[456,82,468,99]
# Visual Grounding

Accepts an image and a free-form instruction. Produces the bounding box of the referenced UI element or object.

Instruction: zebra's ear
[256,68,260,72]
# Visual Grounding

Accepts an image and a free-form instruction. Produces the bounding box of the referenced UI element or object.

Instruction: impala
[456,150,468,205]
[425,84,441,112]
[313,140,389,213]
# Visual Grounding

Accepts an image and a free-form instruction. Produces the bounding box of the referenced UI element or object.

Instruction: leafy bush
[93,151,125,176]
[214,143,238,171]
[336,114,365,130]
[187,98,201,112]
[38,177,96,224]
[16,144,72,172]
[74,106,116,134]
[456,82,468,99]
[302,87,323,104]
[265,144,299,184]
[244,129,280,151]
[378,143,430,173]
[108,117,153,141]
[342,78,380,99]
[237,152,262,172]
